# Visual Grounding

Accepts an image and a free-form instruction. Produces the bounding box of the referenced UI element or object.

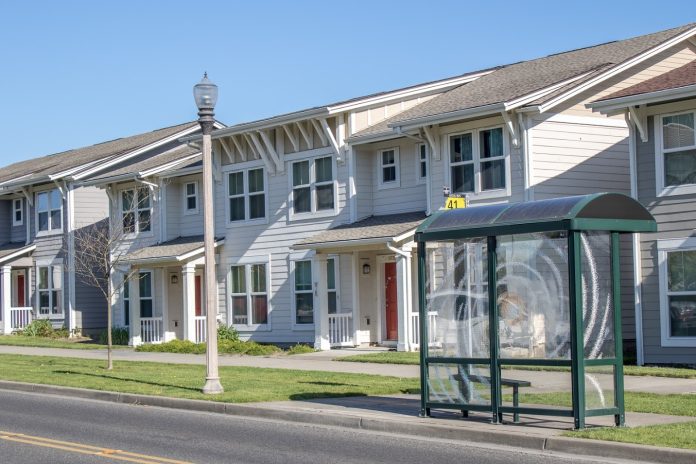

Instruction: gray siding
[636,112,696,364]
[165,175,204,240]
[10,199,25,243]
[0,200,10,244]
[355,149,374,220]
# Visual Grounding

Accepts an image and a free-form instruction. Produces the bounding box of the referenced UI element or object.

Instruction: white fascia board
[77,174,139,188]
[158,165,203,179]
[49,156,120,181]
[347,131,408,145]
[388,103,505,131]
[292,237,391,251]
[205,108,329,140]
[71,125,201,181]
[177,240,225,262]
[0,244,37,265]
[326,70,494,114]
[503,70,597,110]
[139,153,201,178]
[587,84,696,114]
[0,174,49,192]
[539,26,696,113]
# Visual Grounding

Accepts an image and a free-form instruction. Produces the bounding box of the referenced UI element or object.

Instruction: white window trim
[119,187,154,238]
[415,143,428,185]
[445,124,512,200]
[657,237,696,347]
[12,198,23,226]
[291,257,316,330]
[183,181,199,215]
[138,270,154,319]
[288,155,338,221]
[227,255,272,331]
[35,188,63,237]
[655,109,696,197]
[35,259,63,319]
[378,147,401,190]
[225,167,269,227]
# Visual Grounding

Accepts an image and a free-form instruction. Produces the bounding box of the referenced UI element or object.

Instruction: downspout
[518,113,532,202]
[67,184,76,336]
[626,111,644,366]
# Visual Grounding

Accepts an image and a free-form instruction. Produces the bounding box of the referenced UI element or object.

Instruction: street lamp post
[193,73,223,394]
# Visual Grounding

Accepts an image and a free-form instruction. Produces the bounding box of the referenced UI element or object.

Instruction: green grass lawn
[567,421,696,451]
[337,352,696,379]
[0,335,126,350]
[0,354,419,403]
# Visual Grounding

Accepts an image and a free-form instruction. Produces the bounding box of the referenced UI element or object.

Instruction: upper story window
[378,148,400,189]
[449,126,507,196]
[121,187,152,235]
[37,264,62,318]
[228,168,265,223]
[12,198,23,226]
[230,262,269,326]
[291,156,335,216]
[659,111,696,195]
[36,189,62,233]
[416,144,428,184]
[184,182,198,214]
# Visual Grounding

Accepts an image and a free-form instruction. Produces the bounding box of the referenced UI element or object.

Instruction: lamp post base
[202,377,224,395]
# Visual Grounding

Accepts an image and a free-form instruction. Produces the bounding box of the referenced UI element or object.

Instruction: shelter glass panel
[585,365,616,411]
[427,363,491,406]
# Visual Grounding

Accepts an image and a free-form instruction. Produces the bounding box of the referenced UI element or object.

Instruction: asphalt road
[0,389,632,464]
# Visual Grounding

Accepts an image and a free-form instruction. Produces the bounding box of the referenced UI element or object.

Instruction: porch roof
[122,236,224,265]
[294,211,426,250]
[0,242,36,265]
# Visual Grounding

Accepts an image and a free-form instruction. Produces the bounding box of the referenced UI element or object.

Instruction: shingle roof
[596,59,696,102]
[122,235,223,263]
[387,23,696,127]
[296,212,426,248]
[90,144,201,181]
[0,122,199,186]
[0,242,34,263]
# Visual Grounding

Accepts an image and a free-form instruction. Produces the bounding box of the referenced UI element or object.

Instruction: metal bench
[452,373,531,423]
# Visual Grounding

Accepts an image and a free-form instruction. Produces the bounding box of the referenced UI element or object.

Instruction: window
[123,276,130,326]
[659,111,696,194]
[36,189,62,233]
[416,144,428,184]
[121,187,152,234]
[379,148,400,188]
[184,182,198,213]
[37,265,62,317]
[294,260,314,324]
[228,168,265,223]
[139,271,153,318]
[659,238,696,347]
[291,156,335,216]
[327,257,338,314]
[12,198,22,226]
[230,263,269,326]
[449,127,507,196]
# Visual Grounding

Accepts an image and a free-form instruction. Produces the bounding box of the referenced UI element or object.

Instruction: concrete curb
[1,380,693,464]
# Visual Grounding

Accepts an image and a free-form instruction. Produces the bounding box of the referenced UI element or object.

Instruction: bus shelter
[415,193,656,429]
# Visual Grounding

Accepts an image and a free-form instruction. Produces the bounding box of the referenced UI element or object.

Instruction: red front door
[385,262,398,340]
[16,274,25,307]
[194,275,202,316]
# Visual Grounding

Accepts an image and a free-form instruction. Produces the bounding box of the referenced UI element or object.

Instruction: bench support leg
[513,386,520,423]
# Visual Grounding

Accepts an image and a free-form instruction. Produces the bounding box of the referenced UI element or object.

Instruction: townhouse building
[0,122,207,336]
[97,23,696,359]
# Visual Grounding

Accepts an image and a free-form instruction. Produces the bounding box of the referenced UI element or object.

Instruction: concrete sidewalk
[1,344,695,395]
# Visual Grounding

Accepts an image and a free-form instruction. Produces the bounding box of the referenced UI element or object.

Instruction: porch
[119,236,223,346]
[295,212,439,351]
[0,243,35,334]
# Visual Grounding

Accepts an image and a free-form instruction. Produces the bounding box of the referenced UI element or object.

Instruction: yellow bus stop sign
[445,196,467,209]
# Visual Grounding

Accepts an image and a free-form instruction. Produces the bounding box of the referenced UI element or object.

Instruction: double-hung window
[36,189,62,233]
[291,156,334,216]
[449,127,507,196]
[184,182,198,214]
[230,262,269,326]
[658,239,696,347]
[121,187,152,234]
[37,264,62,317]
[294,260,314,325]
[12,198,22,226]
[327,257,338,314]
[139,271,153,318]
[228,168,265,223]
[416,144,428,184]
[659,111,696,194]
[379,148,400,188]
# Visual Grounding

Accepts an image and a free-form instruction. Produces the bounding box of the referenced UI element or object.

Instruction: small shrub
[99,327,130,346]
[286,344,317,355]
[135,338,281,356]
[217,324,239,342]
[52,327,70,339]
[19,319,55,338]
[135,340,205,354]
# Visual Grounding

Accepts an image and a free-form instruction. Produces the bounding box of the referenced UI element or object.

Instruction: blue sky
[0,1,694,164]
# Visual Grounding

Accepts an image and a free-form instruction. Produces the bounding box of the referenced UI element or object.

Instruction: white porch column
[395,248,413,352]
[161,269,175,342]
[129,271,141,346]
[314,254,330,350]
[182,264,197,342]
[1,266,12,334]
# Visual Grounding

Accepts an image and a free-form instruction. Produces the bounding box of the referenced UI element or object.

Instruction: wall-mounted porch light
[170,274,179,285]
[362,263,371,275]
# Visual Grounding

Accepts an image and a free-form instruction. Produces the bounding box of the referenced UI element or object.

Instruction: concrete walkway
[1,345,695,395]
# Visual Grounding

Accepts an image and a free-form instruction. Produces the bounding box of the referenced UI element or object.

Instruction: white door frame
[10,269,27,307]
[376,254,397,345]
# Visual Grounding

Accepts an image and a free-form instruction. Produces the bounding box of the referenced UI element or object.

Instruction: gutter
[389,103,505,132]
[588,83,696,114]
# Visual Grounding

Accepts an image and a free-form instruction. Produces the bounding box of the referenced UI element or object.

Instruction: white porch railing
[410,311,439,347]
[328,313,353,347]
[10,307,33,331]
[140,317,163,344]
[194,316,206,343]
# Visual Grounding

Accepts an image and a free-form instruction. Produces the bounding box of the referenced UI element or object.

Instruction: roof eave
[587,83,696,114]
[388,103,505,131]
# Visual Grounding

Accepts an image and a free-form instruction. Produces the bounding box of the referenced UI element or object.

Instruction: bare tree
[70,218,138,370]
